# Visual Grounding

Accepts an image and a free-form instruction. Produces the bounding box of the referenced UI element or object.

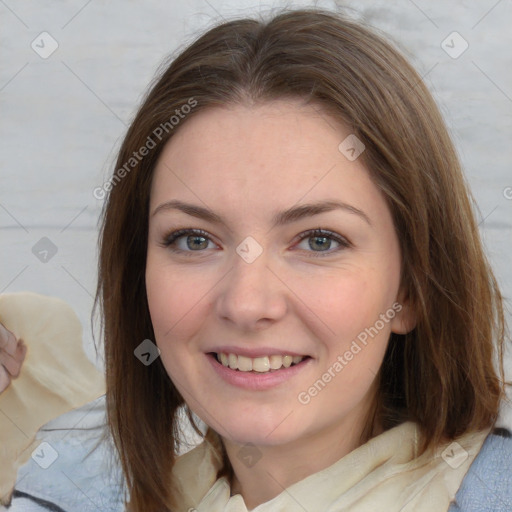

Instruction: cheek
[303,268,397,377]
[303,269,392,336]
[145,256,207,358]
[145,267,202,398]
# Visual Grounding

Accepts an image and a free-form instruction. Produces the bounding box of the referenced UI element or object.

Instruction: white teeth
[237,355,253,372]
[228,353,238,369]
[216,353,305,372]
[269,355,283,370]
[252,356,270,372]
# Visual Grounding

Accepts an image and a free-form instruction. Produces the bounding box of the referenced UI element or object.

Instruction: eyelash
[160,228,351,258]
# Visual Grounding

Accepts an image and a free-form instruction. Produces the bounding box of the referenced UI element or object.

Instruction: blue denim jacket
[6,396,512,512]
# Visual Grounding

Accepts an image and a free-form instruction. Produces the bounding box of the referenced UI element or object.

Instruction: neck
[223,402,379,510]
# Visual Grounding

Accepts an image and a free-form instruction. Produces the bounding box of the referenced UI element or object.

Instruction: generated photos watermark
[440,31,469,59]
[338,134,365,161]
[31,442,59,469]
[93,97,198,200]
[297,302,403,405]
[31,31,59,59]
[134,339,161,366]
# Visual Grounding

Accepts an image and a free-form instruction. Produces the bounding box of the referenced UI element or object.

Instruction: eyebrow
[151,199,372,228]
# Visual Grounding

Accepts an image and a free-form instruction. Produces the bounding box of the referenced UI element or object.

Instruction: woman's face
[146,100,414,447]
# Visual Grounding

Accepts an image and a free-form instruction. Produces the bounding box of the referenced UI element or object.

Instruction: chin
[215,411,303,447]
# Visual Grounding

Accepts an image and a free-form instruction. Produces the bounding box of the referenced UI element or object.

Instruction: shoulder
[448,427,512,512]
[7,396,126,512]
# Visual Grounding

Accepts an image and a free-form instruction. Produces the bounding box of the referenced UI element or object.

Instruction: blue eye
[294,229,351,256]
[161,228,351,257]
[162,229,215,255]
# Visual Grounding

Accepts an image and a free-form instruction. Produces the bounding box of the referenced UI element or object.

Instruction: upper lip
[207,346,310,358]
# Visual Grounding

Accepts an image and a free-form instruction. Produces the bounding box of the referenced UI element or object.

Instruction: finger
[0,350,23,378]
[12,340,27,378]
[16,339,27,362]
[0,339,26,378]
[0,365,11,393]
[0,325,18,357]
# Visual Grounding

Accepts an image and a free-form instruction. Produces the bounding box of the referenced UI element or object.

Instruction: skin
[146,99,416,508]
[0,323,26,393]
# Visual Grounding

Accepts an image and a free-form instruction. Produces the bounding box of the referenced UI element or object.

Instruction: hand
[0,323,27,393]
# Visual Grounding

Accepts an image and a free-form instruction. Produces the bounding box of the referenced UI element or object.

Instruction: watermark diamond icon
[134,339,161,366]
[441,32,468,59]
[441,441,468,469]
[237,443,262,468]
[338,134,365,161]
[31,31,59,59]
[31,442,59,469]
[32,237,58,263]
[236,236,263,264]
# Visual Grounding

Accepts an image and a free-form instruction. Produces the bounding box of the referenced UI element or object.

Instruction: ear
[390,287,417,335]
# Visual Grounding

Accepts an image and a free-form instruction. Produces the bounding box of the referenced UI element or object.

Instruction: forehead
[149,100,385,225]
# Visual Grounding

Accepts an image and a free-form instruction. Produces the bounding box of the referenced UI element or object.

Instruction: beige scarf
[173,421,489,512]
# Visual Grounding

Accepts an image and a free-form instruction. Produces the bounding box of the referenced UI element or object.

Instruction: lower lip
[206,353,312,390]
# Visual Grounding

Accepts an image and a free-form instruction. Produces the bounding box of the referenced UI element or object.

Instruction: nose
[215,248,288,331]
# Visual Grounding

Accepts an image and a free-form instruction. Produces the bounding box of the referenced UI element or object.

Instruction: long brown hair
[95,8,508,511]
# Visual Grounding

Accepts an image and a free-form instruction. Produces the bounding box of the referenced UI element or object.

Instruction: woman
[6,7,511,512]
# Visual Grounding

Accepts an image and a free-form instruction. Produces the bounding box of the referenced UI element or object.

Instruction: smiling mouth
[211,352,310,373]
